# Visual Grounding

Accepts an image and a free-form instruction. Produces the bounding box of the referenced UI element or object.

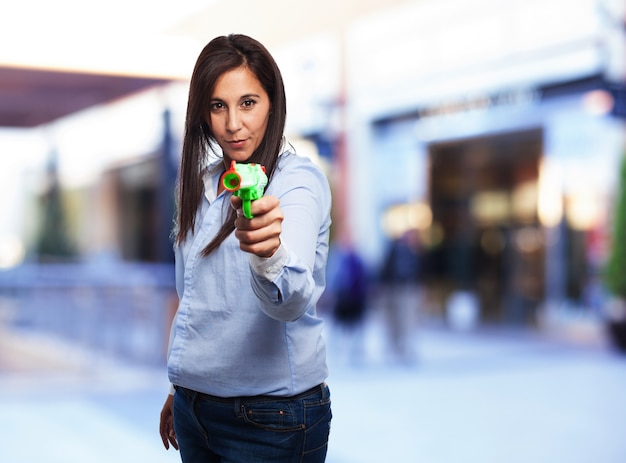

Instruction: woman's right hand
[159,394,179,451]
[231,194,283,258]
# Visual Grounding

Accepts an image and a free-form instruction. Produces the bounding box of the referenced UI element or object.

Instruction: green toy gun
[222,160,268,219]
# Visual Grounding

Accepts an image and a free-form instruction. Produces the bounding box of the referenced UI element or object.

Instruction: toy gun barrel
[222,160,268,219]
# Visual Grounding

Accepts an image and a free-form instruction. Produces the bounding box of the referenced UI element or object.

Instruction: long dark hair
[175,34,287,255]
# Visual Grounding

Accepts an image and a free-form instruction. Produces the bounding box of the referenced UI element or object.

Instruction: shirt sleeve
[248,243,289,281]
[248,155,331,322]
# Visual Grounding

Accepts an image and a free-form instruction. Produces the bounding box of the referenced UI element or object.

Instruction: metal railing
[0,262,176,366]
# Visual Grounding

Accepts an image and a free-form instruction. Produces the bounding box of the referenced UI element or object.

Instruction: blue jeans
[173,384,332,463]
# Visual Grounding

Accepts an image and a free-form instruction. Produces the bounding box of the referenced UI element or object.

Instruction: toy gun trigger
[242,200,253,220]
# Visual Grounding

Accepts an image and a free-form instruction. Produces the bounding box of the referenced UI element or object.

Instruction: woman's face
[208,66,271,164]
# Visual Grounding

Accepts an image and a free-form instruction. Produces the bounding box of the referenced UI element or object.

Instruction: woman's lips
[227,139,246,149]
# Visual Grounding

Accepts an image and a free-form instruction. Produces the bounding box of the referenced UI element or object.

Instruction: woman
[159,34,333,463]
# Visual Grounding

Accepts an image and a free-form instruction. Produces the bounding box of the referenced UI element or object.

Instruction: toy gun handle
[222,161,267,219]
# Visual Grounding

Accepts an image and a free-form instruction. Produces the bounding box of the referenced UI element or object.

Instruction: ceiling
[0,67,173,127]
[0,0,213,128]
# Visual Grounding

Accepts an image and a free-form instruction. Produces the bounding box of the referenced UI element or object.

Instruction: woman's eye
[210,102,224,111]
[242,99,256,108]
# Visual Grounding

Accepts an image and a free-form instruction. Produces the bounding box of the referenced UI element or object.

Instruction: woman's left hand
[231,195,284,258]
[159,394,178,451]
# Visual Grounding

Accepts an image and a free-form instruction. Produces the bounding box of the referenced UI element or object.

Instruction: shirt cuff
[248,243,288,281]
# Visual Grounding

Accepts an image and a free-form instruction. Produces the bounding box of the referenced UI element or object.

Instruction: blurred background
[1,0,626,462]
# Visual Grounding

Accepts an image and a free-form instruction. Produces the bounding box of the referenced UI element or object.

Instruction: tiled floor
[1,321,625,463]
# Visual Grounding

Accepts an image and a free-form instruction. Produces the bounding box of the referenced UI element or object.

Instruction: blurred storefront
[328,0,626,326]
[89,110,178,264]
[0,87,184,363]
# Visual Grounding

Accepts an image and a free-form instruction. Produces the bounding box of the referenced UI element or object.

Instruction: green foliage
[606,154,626,297]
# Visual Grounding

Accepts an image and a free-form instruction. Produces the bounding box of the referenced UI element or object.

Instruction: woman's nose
[226,109,242,132]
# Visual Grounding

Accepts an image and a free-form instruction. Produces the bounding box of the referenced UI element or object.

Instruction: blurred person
[159,34,333,462]
[325,239,369,364]
[380,229,422,364]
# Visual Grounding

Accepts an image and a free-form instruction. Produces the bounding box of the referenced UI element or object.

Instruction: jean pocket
[240,400,304,431]
[303,400,332,456]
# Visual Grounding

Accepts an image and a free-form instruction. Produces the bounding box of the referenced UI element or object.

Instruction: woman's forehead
[211,67,266,100]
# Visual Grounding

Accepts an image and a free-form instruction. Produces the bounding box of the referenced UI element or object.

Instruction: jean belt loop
[320,382,328,400]
[233,397,242,416]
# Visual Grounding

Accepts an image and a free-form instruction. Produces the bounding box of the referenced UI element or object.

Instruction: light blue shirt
[167,143,332,397]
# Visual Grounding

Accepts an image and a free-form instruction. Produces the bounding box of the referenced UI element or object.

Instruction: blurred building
[1,0,625,342]
[264,0,625,328]
[334,0,625,327]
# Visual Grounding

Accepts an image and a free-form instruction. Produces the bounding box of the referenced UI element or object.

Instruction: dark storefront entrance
[425,129,545,324]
